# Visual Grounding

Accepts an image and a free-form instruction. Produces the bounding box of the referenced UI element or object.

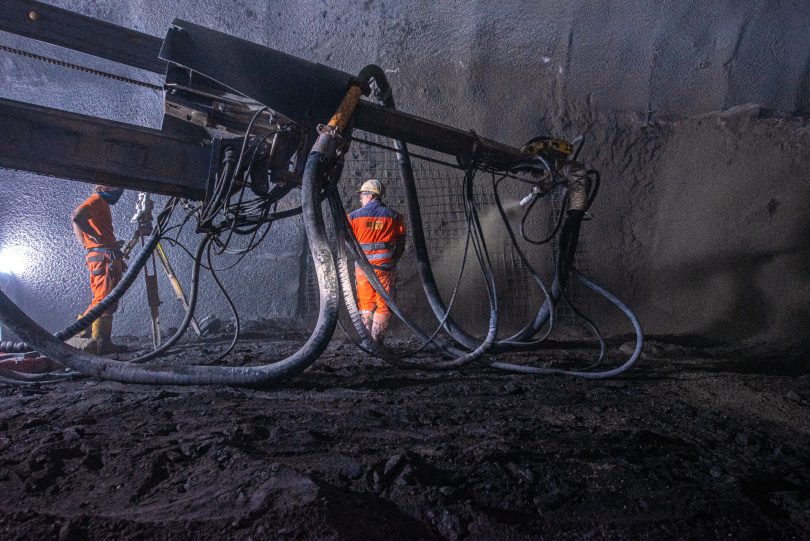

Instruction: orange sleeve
[78,194,117,248]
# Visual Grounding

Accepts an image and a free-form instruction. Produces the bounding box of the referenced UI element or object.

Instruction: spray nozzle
[520,187,543,207]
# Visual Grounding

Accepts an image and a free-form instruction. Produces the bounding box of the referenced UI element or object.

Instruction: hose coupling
[560,161,592,213]
[310,132,336,157]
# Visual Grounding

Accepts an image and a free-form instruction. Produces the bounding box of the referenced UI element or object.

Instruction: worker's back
[347,200,405,267]
[74,193,116,249]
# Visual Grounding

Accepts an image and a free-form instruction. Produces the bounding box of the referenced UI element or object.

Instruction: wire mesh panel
[302,129,592,339]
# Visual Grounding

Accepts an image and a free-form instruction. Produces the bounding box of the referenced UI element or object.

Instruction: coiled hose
[0,145,340,387]
[0,204,173,353]
[361,65,641,375]
[484,267,643,378]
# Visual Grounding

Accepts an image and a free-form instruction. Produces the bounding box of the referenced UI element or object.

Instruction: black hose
[556,209,585,290]
[206,241,241,364]
[558,286,606,368]
[328,192,377,352]
[128,237,208,364]
[360,66,482,353]
[0,368,78,385]
[401,228,472,357]
[0,203,174,353]
[322,137,389,355]
[520,187,567,246]
[489,174,557,347]
[485,266,643,378]
[586,169,600,209]
[0,146,340,386]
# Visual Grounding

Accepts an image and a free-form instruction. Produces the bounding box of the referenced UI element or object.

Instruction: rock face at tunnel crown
[0,0,808,349]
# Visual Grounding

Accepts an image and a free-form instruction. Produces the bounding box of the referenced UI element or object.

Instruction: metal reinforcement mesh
[303,130,592,338]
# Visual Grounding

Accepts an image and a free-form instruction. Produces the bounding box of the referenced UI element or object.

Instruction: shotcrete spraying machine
[0,0,642,386]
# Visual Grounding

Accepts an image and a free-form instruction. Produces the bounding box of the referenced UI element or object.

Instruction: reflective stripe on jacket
[347,200,406,268]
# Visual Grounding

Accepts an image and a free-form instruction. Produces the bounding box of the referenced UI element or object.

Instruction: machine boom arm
[0,98,210,198]
[0,0,166,73]
[0,0,522,197]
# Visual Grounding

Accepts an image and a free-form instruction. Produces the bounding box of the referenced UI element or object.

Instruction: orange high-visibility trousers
[83,254,123,316]
[355,266,395,316]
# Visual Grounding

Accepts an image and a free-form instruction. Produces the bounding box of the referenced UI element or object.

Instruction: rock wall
[1,0,808,349]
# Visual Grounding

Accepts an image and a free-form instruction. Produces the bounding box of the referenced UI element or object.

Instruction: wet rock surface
[0,338,808,540]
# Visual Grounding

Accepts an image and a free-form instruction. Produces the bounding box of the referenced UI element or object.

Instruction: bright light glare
[0,247,31,275]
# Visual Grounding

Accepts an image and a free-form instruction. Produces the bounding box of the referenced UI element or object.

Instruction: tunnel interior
[0,1,808,539]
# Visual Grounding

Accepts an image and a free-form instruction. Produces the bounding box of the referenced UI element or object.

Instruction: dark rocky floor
[0,337,808,540]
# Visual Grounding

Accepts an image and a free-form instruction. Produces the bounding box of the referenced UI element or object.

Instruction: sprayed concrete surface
[1,3,810,539]
[1,0,809,349]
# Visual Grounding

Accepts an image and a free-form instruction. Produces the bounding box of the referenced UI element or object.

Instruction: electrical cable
[0,369,79,385]
[205,238,240,364]
[558,286,606,368]
[520,187,567,246]
[484,266,643,378]
[399,228,471,357]
[0,141,340,386]
[0,200,177,353]
[128,237,208,364]
[489,173,557,347]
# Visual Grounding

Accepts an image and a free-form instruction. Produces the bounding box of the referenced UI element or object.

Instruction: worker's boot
[371,313,390,346]
[92,315,126,355]
[360,311,374,335]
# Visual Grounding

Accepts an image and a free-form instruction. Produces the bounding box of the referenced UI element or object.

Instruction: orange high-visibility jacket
[75,194,122,315]
[75,193,117,250]
[347,200,406,269]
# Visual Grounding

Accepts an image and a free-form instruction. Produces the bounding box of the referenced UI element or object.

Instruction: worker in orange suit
[72,185,126,354]
[347,179,406,345]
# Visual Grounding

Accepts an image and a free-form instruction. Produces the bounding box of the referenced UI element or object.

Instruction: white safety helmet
[357,179,385,198]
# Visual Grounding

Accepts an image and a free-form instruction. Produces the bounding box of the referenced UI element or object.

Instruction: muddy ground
[0,335,808,541]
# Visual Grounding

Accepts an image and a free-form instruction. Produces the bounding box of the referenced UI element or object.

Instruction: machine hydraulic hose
[484,267,643,378]
[0,65,643,382]
[0,117,346,386]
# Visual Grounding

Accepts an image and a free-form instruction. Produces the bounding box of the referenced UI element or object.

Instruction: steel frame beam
[0,97,210,199]
[0,0,523,195]
[354,100,520,165]
[0,0,166,74]
[158,19,522,165]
